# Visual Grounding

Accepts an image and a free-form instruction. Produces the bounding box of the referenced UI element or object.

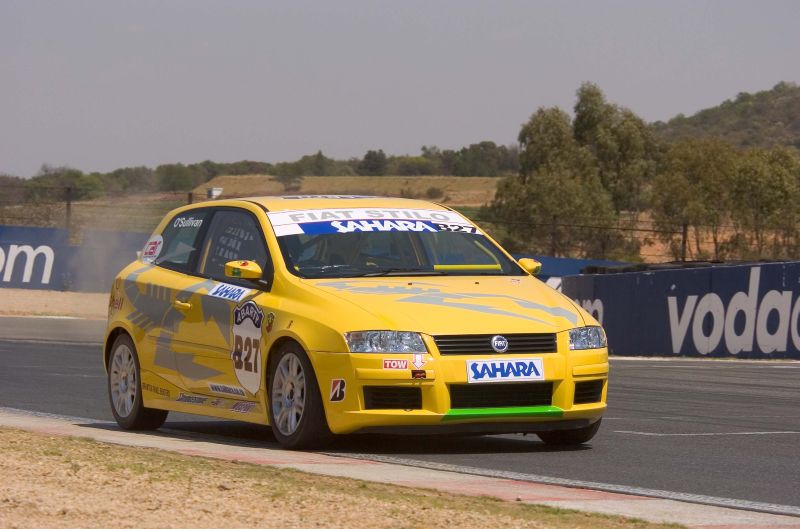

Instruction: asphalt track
[1,316,798,515]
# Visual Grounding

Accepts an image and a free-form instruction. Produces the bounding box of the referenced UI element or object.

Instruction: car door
[125,208,212,392]
[176,207,275,400]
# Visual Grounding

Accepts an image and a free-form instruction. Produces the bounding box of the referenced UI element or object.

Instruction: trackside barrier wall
[513,254,626,291]
[0,225,148,292]
[562,262,800,359]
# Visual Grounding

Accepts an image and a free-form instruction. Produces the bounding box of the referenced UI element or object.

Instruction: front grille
[433,333,557,355]
[449,382,553,408]
[363,386,422,410]
[574,380,604,404]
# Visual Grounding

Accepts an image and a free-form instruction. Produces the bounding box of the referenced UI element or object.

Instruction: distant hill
[653,82,800,149]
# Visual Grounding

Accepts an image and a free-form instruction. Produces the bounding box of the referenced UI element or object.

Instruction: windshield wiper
[360,267,446,277]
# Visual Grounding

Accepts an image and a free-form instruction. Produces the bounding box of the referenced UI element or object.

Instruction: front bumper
[310,341,608,435]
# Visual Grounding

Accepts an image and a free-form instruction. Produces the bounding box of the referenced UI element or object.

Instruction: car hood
[304,275,587,335]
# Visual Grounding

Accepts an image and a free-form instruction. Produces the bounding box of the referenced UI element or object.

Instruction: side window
[154,210,210,272]
[197,209,269,281]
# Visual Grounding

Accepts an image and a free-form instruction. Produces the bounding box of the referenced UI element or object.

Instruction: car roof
[221,195,452,213]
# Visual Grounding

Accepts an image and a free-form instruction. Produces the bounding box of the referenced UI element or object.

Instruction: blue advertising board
[562,262,800,359]
[0,224,150,292]
[0,226,71,290]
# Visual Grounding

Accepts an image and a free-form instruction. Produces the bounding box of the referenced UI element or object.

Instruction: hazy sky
[2,0,799,177]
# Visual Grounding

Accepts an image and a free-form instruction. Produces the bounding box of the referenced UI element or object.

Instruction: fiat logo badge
[490,335,509,353]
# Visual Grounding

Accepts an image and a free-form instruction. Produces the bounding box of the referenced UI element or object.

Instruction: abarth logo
[232,301,264,394]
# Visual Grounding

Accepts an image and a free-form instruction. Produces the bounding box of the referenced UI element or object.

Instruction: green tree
[489,106,630,259]
[391,156,436,176]
[102,166,156,193]
[357,149,388,175]
[156,163,197,192]
[572,82,660,213]
[311,150,330,176]
[651,139,738,260]
[27,165,104,200]
[272,173,304,192]
[729,147,800,257]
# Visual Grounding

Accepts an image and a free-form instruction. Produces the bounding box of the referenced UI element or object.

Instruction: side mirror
[225,260,263,280]
[518,258,542,276]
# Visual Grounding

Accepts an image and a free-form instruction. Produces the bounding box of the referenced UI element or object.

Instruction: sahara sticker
[141,235,163,264]
[208,282,252,302]
[267,208,476,237]
[232,300,264,394]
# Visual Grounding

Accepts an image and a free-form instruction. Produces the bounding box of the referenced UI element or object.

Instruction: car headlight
[568,326,607,350]
[344,331,427,353]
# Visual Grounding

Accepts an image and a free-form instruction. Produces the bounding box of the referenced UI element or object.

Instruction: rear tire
[107,334,168,430]
[537,419,601,446]
[268,341,333,449]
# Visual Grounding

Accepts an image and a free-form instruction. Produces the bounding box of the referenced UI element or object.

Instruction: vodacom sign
[668,267,800,355]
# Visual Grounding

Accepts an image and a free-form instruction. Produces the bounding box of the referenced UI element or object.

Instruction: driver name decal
[232,300,264,394]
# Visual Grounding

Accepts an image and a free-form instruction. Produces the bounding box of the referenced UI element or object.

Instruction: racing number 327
[234,335,259,373]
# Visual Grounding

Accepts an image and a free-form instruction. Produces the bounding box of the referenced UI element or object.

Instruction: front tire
[537,419,602,446]
[268,342,332,449]
[107,334,168,430]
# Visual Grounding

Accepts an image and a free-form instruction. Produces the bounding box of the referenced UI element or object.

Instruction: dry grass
[193,174,501,206]
[0,288,108,319]
[0,428,684,529]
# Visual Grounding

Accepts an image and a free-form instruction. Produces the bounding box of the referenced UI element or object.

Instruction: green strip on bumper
[443,406,564,422]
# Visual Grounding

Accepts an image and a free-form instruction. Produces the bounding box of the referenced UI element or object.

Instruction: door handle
[173,300,192,311]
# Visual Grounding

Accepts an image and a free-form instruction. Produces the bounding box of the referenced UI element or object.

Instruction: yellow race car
[104,196,608,448]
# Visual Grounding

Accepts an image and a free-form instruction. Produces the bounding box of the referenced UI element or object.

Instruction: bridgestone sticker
[329,379,346,402]
[267,208,479,237]
[466,358,545,384]
[232,301,264,394]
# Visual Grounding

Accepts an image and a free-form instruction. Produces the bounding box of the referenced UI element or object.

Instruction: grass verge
[0,428,683,529]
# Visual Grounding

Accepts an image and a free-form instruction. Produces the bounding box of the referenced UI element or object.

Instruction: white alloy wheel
[110,343,137,418]
[271,352,306,436]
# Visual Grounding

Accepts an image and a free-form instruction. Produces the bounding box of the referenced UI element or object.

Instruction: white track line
[615,430,800,437]
[331,452,800,518]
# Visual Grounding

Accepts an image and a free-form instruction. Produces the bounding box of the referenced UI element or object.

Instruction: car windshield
[268,207,524,278]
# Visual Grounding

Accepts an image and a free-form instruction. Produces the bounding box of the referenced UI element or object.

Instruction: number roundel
[232,301,264,394]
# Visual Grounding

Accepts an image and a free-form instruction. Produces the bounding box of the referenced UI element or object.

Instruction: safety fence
[0,184,190,239]
[562,261,800,359]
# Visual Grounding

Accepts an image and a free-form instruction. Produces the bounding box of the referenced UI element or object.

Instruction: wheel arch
[265,336,303,392]
[104,326,132,371]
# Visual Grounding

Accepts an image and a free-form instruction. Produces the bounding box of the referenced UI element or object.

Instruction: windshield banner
[267,208,478,237]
